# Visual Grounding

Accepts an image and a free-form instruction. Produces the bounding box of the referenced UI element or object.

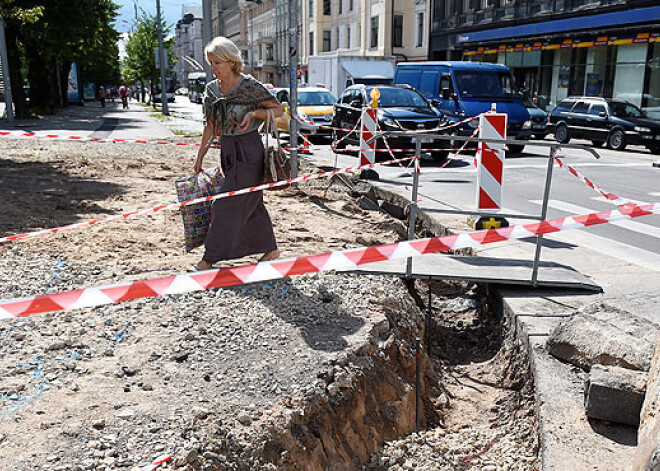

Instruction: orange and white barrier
[360,107,378,165]
[476,105,507,211]
[1,202,658,319]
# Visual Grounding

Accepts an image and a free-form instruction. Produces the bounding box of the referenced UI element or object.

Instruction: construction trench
[0,138,538,470]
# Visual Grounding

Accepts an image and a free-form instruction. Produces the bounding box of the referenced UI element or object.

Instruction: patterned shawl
[203,74,278,135]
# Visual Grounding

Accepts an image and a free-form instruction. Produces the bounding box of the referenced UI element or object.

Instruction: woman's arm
[237,101,284,132]
[194,121,215,174]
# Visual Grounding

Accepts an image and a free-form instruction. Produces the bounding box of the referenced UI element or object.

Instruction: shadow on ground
[0,158,128,236]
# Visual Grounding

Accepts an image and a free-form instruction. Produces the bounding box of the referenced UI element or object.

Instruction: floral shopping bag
[175,167,224,252]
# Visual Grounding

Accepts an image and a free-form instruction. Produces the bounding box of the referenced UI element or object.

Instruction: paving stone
[584,364,646,426]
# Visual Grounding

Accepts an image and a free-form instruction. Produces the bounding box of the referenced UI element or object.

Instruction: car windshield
[368,87,429,108]
[454,70,518,99]
[609,101,645,118]
[298,91,336,106]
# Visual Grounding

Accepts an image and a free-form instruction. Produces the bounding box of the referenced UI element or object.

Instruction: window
[393,15,403,48]
[266,44,273,60]
[323,29,331,52]
[370,16,379,49]
[309,0,313,17]
[589,104,606,115]
[336,27,340,49]
[416,13,424,47]
[323,0,330,15]
[347,26,351,48]
[309,31,314,55]
[349,0,354,11]
[572,101,590,113]
[339,0,342,14]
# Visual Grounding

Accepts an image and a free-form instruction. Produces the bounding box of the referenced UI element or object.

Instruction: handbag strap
[265,108,282,149]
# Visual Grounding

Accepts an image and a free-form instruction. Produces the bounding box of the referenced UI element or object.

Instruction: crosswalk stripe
[590,196,649,206]
[530,199,660,240]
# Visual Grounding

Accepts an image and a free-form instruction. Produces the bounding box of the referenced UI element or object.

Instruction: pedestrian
[98,86,107,108]
[119,85,128,109]
[192,36,283,271]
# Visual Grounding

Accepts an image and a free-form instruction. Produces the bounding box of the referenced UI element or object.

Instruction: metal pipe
[288,0,299,179]
[406,136,421,278]
[531,145,557,286]
[415,339,421,431]
[419,207,542,220]
[426,281,432,356]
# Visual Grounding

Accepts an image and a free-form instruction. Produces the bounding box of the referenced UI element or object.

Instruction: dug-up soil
[0,139,537,470]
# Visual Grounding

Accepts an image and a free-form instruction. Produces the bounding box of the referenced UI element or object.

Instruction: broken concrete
[584,364,646,426]
[547,303,660,372]
[634,333,660,471]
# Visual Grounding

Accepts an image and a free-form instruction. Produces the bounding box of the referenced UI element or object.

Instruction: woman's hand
[194,156,204,174]
[237,111,254,132]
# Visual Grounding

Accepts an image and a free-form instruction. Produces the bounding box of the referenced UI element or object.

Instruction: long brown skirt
[202,130,277,263]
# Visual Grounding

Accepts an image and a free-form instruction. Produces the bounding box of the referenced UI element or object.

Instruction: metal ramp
[340,254,602,292]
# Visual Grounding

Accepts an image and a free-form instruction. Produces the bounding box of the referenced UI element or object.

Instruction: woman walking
[193,36,283,271]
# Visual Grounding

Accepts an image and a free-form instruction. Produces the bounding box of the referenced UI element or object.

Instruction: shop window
[644,44,660,119]
[569,48,588,97]
[371,16,379,49]
[613,43,647,107]
[393,15,403,48]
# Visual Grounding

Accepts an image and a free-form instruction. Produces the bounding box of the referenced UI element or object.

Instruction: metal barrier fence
[368,131,602,286]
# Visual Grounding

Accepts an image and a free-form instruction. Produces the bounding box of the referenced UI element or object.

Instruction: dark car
[332,84,448,161]
[525,100,548,139]
[549,96,660,153]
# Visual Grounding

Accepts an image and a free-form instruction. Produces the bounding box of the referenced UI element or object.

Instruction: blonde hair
[205,36,244,73]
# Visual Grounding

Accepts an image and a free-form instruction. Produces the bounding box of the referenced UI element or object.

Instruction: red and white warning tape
[0,156,415,244]
[553,154,635,206]
[0,130,212,148]
[294,114,479,135]
[1,202,657,319]
[138,454,171,471]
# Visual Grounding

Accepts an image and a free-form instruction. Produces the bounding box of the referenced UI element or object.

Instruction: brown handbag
[263,107,291,190]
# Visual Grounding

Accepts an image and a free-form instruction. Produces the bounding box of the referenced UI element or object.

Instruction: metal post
[531,146,557,286]
[202,0,213,81]
[156,0,169,116]
[288,0,299,179]
[415,339,422,431]
[0,12,15,121]
[406,135,421,278]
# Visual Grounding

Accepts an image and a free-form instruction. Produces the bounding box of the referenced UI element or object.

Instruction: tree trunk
[4,24,29,118]
[25,38,55,113]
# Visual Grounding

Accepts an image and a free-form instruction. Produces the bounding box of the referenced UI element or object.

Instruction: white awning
[341,61,395,80]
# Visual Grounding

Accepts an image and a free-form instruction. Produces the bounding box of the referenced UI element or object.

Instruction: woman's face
[208,54,235,81]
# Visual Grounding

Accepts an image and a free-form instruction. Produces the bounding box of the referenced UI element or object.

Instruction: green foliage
[3,0,122,112]
[122,10,175,85]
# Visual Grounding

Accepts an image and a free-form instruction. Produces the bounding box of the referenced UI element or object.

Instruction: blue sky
[114,0,201,33]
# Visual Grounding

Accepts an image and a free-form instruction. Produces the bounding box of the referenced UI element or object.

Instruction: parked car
[526,99,548,139]
[394,62,531,154]
[549,96,660,153]
[332,84,448,161]
[273,87,336,139]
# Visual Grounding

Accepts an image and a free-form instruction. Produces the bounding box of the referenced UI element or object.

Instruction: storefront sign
[67,62,81,102]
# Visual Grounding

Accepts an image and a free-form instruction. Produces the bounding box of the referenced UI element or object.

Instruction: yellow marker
[482,217,501,229]
[369,88,380,108]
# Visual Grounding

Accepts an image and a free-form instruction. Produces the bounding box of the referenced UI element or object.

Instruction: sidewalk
[0,100,174,140]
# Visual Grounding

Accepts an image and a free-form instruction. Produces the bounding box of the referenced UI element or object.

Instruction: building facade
[431,0,660,116]
[173,6,205,89]
[302,0,430,79]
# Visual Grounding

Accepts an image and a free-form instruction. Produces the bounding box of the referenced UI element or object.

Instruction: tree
[122,10,175,104]
[2,0,121,116]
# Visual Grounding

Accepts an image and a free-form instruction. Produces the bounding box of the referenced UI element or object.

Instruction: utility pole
[156,0,170,115]
[202,0,213,81]
[0,10,15,121]
[288,0,299,178]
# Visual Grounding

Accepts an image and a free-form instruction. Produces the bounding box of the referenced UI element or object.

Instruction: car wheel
[508,144,525,154]
[608,129,626,151]
[591,140,605,148]
[431,150,449,163]
[555,124,570,144]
